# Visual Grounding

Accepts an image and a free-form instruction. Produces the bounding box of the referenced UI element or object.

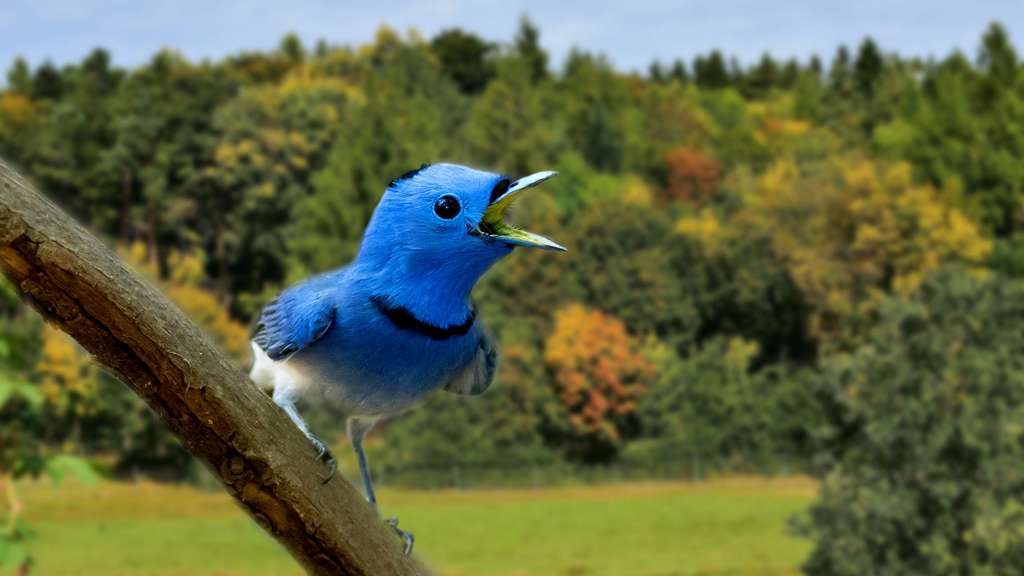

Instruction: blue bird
[248,163,564,553]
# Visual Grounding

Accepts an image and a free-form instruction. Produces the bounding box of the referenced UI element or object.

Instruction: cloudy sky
[1,0,1022,73]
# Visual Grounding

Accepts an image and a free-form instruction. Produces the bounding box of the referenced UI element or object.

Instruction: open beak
[477,171,566,252]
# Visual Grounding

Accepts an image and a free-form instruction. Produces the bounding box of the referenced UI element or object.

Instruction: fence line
[372,457,807,490]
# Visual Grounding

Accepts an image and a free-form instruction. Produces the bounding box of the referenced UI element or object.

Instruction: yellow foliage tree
[675,210,723,254]
[544,303,655,458]
[0,93,43,152]
[0,93,41,129]
[36,325,97,420]
[122,244,250,360]
[732,156,991,339]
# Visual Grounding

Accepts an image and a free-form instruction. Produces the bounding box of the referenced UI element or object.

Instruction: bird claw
[386,517,414,555]
[308,434,337,484]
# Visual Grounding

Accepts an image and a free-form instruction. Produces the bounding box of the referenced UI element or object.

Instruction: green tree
[5,58,31,95]
[694,50,729,89]
[745,53,780,98]
[803,270,1024,575]
[30,61,63,101]
[647,60,666,83]
[288,30,462,280]
[430,28,495,94]
[978,22,1017,95]
[635,337,816,473]
[559,50,635,171]
[670,59,689,83]
[100,50,237,268]
[823,45,856,130]
[200,73,350,306]
[278,32,306,65]
[828,45,852,94]
[513,15,548,84]
[23,49,121,230]
[463,57,563,175]
[634,81,715,178]
[675,219,814,363]
[569,199,704,350]
[853,38,884,99]
[793,70,824,121]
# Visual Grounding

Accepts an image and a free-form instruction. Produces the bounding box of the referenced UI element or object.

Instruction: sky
[1,0,1022,74]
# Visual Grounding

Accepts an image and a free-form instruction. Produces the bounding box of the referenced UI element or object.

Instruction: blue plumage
[249,163,563,553]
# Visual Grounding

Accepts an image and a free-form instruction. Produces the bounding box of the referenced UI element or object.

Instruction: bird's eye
[434,195,461,219]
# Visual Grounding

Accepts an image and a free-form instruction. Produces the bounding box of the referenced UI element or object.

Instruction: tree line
[2,17,1024,572]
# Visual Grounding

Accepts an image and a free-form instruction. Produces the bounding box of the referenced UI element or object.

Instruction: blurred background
[2,1,1024,574]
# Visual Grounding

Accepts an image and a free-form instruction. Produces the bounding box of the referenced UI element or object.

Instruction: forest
[3,17,1024,572]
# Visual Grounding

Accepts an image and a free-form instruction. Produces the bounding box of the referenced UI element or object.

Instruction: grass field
[22,476,815,576]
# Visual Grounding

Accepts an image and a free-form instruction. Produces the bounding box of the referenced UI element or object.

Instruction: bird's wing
[252,281,335,361]
[443,324,498,396]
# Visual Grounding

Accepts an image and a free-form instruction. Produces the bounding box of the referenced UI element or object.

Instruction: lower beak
[477,171,566,252]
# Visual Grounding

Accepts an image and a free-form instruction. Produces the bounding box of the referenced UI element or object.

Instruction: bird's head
[359,164,564,281]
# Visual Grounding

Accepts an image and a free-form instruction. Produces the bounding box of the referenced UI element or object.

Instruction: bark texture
[0,159,427,575]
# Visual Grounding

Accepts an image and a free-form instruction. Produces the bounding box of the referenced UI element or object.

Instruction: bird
[248,163,564,554]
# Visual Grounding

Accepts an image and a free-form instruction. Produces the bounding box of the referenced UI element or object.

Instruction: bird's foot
[386,517,414,555]
[307,433,337,484]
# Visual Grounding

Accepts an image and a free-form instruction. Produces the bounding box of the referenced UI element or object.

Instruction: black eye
[434,195,461,219]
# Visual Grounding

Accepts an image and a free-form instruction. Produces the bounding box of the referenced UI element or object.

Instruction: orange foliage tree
[661,146,722,205]
[544,303,655,460]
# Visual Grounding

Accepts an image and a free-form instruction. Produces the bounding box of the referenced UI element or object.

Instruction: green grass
[21,476,815,576]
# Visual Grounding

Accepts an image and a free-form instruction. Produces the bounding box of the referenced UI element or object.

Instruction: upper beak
[477,171,566,252]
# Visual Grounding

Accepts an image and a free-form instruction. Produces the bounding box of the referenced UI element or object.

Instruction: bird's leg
[273,386,336,482]
[347,417,378,509]
[347,416,414,555]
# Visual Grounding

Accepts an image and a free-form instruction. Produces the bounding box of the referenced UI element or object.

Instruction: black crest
[389,163,431,188]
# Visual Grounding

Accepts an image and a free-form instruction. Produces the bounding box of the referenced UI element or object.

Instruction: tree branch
[0,159,427,575]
